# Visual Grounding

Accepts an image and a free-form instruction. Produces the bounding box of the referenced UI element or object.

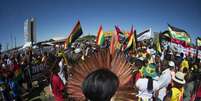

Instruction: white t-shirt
[136,78,159,99]
[157,68,172,100]
[157,68,172,88]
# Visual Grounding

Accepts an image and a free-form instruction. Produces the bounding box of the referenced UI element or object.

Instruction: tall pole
[10,33,13,49]
[6,43,9,50]
[14,36,16,49]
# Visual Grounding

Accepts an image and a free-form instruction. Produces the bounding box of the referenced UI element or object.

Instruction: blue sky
[0,0,201,50]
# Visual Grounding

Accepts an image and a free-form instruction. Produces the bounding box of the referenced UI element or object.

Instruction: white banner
[137,28,152,41]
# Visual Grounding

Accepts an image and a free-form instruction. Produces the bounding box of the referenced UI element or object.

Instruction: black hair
[50,57,60,74]
[180,53,184,58]
[147,76,153,92]
[82,69,119,101]
[50,57,60,90]
[183,67,188,73]
[173,80,183,89]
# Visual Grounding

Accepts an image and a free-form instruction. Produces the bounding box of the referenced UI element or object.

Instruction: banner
[137,28,152,41]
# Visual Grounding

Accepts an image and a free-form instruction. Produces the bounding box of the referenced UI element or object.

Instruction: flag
[137,28,152,41]
[125,26,136,50]
[114,26,121,49]
[197,37,201,46]
[153,32,161,53]
[110,27,121,55]
[168,24,191,43]
[133,27,137,50]
[125,27,134,49]
[64,21,83,48]
[96,26,105,46]
[115,26,122,42]
[115,26,125,35]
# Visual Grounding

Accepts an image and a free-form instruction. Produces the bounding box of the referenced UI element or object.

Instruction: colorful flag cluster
[159,25,194,48]
[64,21,199,58]
[64,21,83,48]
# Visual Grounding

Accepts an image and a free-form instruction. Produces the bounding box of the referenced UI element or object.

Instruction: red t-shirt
[51,74,65,101]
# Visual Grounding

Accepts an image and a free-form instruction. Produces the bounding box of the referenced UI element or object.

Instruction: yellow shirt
[171,87,184,101]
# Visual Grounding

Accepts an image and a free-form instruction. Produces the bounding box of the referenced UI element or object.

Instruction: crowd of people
[0,48,53,101]
[130,46,201,101]
[0,38,201,101]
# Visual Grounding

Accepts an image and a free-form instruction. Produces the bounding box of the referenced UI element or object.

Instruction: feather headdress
[67,48,136,101]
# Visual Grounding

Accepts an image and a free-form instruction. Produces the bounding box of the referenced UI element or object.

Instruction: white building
[24,17,37,44]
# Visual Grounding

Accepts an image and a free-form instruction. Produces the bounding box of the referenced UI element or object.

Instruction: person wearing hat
[164,72,186,101]
[135,63,159,101]
[157,61,175,101]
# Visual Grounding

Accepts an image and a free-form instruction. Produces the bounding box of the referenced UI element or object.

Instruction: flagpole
[196,37,198,61]
[14,36,16,49]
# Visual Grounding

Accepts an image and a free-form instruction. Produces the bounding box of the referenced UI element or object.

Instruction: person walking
[164,72,186,101]
[135,63,160,101]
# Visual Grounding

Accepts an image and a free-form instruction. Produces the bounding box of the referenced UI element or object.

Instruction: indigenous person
[67,49,132,101]
[82,69,119,101]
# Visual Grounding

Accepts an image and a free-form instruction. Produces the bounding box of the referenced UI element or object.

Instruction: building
[24,17,37,44]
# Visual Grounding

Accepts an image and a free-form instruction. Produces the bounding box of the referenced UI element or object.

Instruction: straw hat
[172,72,186,84]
